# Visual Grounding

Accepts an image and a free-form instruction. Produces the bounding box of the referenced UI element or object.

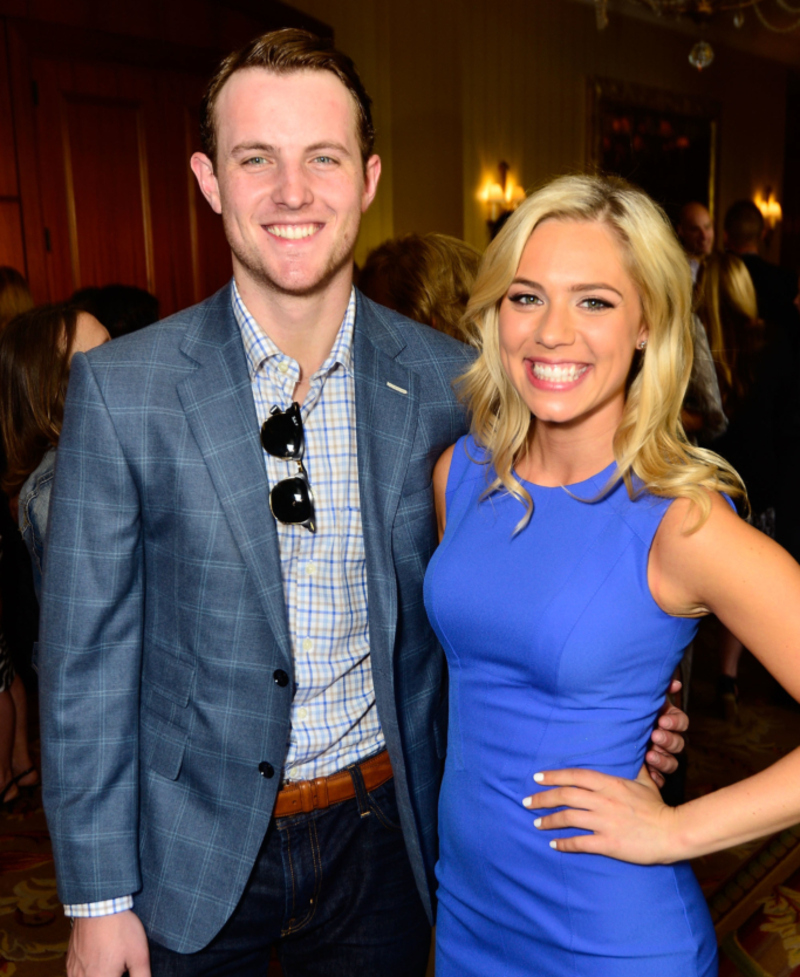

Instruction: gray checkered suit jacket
[38,286,473,953]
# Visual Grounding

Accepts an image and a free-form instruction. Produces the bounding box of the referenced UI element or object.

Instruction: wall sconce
[754,188,783,230]
[478,161,526,238]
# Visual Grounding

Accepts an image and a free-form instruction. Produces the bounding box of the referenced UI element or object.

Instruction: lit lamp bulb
[755,189,783,230]
[478,181,507,221]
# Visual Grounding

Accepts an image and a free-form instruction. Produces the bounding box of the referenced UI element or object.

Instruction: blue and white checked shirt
[64,282,384,918]
[233,281,384,781]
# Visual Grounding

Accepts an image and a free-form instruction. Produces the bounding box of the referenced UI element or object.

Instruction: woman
[0,304,108,806]
[696,252,768,716]
[0,304,110,596]
[0,267,36,804]
[0,266,33,330]
[697,251,764,421]
[424,174,800,976]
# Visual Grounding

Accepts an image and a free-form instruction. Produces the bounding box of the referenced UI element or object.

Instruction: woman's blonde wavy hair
[458,173,745,532]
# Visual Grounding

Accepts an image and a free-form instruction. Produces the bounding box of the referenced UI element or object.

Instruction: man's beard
[227,228,356,300]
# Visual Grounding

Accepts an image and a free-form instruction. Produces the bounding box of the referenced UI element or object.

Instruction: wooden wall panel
[0,20,18,197]
[0,199,25,269]
[6,24,48,300]
[26,51,232,312]
[61,94,152,292]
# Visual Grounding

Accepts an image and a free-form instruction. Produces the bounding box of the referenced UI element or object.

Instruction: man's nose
[272,163,313,208]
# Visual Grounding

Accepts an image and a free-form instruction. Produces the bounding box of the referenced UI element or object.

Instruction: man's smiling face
[194,67,380,298]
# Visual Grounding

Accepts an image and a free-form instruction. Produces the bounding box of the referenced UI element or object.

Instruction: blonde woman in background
[695,252,769,717]
[697,251,764,419]
[424,174,800,976]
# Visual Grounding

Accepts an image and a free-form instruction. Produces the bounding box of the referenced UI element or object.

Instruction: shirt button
[273,669,289,687]
[278,361,289,374]
[297,707,308,720]
[302,638,313,652]
[305,562,316,576]
[258,762,275,778]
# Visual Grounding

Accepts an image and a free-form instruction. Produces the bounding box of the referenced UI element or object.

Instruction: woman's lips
[525,359,591,390]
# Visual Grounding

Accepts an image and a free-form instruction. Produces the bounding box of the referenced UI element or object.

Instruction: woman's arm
[432,444,454,543]
[526,493,800,863]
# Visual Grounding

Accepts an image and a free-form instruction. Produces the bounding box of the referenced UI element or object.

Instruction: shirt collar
[231,280,356,381]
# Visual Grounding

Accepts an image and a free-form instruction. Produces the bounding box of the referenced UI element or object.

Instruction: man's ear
[190,153,222,215]
[361,154,381,214]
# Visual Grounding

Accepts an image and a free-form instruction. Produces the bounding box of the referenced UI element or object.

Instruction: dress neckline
[514,458,618,492]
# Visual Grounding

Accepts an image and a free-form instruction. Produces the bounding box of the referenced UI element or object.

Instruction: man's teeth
[268,224,318,240]
[532,363,588,382]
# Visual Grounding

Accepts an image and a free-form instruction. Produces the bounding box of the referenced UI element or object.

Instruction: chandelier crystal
[594,0,800,35]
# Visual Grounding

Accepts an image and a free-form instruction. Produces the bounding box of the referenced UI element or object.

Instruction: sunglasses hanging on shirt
[260,402,316,533]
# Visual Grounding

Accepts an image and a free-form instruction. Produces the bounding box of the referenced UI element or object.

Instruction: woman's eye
[580,297,612,310]
[509,293,542,306]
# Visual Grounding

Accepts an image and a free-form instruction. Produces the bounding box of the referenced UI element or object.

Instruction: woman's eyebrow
[569,282,623,297]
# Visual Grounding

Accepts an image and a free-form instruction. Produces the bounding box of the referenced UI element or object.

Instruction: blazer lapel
[177,291,292,666]
[353,293,419,686]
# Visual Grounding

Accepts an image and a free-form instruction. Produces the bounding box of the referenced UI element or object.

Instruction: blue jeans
[148,772,431,977]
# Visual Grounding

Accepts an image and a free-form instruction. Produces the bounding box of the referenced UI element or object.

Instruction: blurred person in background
[724,200,799,333]
[0,305,109,806]
[0,266,36,804]
[676,202,714,284]
[0,266,34,330]
[0,304,110,598]
[696,253,768,718]
[358,232,481,341]
[71,284,159,340]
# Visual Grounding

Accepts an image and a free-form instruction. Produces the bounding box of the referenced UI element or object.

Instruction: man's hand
[644,679,689,787]
[67,911,150,977]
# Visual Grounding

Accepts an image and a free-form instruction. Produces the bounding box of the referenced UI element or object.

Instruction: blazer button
[258,762,275,778]
[273,669,289,687]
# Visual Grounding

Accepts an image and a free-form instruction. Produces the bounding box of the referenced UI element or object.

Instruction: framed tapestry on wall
[586,77,721,227]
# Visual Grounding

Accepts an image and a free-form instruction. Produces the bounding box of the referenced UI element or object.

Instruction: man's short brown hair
[724,200,764,250]
[199,28,375,169]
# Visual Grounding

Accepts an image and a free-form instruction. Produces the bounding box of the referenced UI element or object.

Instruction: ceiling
[569,0,800,69]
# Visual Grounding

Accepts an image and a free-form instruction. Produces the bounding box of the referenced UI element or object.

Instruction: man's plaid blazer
[37,286,473,953]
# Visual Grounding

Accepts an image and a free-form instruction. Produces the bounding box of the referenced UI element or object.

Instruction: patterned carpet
[1,622,799,975]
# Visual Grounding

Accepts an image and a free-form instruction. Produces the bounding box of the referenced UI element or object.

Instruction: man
[676,201,715,283]
[39,29,685,977]
[724,199,799,332]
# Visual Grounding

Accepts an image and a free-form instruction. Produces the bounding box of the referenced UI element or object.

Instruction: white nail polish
[534,818,542,828]
[549,840,558,849]
[533,772,544,783]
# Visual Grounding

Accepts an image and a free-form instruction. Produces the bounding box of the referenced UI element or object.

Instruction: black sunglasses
[260,402,316,533]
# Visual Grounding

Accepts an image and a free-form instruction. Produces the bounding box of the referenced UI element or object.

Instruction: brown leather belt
[274,749,392,818]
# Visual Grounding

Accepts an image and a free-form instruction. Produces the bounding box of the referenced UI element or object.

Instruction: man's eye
[244,157,266,166]
[314,156,336,164]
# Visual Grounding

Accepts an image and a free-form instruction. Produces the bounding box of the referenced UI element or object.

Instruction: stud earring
[637,339,648,350]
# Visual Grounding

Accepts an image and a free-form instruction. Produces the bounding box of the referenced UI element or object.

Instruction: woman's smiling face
[498,218,648,435]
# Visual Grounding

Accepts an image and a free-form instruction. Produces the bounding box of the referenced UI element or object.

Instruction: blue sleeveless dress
[424,436,717,977]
